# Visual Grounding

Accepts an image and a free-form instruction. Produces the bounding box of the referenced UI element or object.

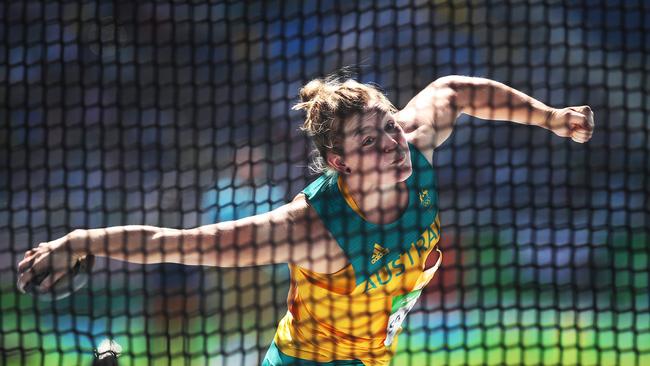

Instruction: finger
[18,247,42,267]
[17,273,31,293]
[571,128,591,136]
[580,105,593,116]
[579,105,594,116]
[33,249,71,273]
[38,271,68,291]
[17,267,44,293]
[571,129,591,138]
[571,132,591,143]
[30,253,51,273]
[569,105,592,115]
[571,118,592,133]
[570,128,589,136]
[569,106,595,127]
[18,256,36,273]
[24,254,57,284]
[571,135,587,143]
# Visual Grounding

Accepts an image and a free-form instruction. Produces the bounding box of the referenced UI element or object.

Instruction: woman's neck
[342,175,409,224]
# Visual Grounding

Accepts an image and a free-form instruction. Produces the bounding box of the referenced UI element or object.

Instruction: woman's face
[337,106,412,186]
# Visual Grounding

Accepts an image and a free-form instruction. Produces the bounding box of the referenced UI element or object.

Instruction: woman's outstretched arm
[17,194,337,291]
[398,75,595,149]
[71,198,312,266]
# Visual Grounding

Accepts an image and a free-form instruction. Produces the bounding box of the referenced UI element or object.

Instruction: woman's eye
[363,137,375,146]
[385,121,397,131]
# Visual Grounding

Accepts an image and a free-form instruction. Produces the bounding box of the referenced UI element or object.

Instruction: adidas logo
[371,243,390,264]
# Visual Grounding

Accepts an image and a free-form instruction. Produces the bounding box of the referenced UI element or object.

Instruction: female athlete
[17,75,594,365]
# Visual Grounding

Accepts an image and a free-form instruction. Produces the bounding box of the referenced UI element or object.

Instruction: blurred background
[1,0,648,365]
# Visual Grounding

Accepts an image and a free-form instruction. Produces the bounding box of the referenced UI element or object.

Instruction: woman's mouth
[392,154,405,165]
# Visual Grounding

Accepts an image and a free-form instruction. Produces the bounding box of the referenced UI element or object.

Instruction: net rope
[2,1,649,365]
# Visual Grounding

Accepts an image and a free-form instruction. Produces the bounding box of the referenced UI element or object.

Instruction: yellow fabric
[337,176,367,220]
[274,210,442,366]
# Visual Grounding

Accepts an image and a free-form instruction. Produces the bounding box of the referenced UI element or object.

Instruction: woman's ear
[326,152,350,175]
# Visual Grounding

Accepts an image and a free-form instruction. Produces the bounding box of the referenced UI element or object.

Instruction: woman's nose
[382,134,398,152]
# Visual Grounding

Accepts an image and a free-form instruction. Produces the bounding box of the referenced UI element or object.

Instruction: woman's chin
[399,168,413,182]
[388,164,413,182]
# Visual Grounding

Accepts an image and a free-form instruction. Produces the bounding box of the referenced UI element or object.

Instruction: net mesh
[2,1,649,365]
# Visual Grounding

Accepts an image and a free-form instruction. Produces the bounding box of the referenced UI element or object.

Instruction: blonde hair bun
[293,75,397,174]
[298,79,327,104]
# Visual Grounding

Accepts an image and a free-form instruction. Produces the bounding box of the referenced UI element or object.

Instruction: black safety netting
[1,1,649,365]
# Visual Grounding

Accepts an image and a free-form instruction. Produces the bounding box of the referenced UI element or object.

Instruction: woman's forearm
[70,225,211,264]
[441,75,555,129]
[69,208,294,266]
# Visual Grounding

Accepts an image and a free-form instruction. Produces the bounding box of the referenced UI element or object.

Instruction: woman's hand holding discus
[17,230,94,301]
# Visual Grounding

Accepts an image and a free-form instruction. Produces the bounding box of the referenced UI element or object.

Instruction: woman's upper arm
[247,193,327,267]
[197,193,338,268]
[397,76,461,149]
[271,194,348,272]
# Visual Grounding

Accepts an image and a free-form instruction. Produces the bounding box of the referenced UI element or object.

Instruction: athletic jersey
[270,142,442,366]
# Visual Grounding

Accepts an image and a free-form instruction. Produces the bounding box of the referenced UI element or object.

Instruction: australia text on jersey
[364,219,440,292]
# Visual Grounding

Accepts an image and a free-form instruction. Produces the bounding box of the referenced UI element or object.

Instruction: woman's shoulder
[396,106,436,166]
[405,130,435,167]
[301,172,339,200]
[288,193,327,224]
[288,193,349,273]
[396,79,458,149]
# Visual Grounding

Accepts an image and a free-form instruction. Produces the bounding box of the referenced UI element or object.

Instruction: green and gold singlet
[263,142,442,366]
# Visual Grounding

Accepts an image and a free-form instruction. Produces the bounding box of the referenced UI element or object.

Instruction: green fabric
[301,142,439,287]
[262,341,364,366]
[390,288,423,313]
